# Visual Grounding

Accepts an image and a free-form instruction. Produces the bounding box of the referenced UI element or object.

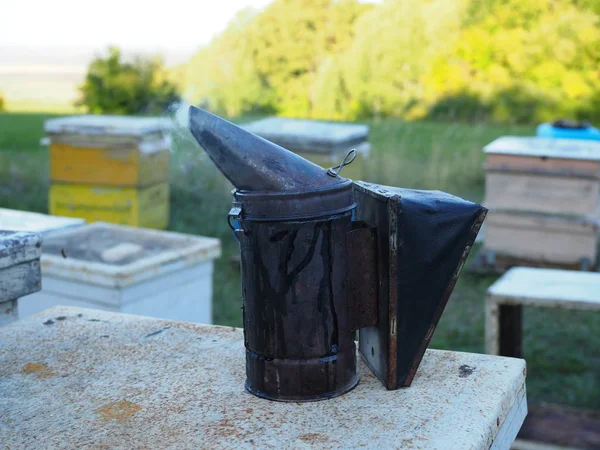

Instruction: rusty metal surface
[345,223,378,331]
[190,106,360,401]
[353,182,487,390]
[239,213,358,401]
[188,106,350,193]
[188,107,487,401]
[232,181,355,221]
[352,184,395,389]
[0,306,527,449]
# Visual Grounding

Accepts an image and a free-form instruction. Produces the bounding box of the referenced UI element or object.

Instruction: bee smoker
[188,106,487,401]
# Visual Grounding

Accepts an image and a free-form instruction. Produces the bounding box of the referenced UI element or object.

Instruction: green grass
[1,112,598,410]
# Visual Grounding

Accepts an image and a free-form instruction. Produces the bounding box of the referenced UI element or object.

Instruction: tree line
[77,0,599,124]
[173,0,600,123]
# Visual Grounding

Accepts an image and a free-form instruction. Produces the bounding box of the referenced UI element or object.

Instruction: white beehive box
[0,208,85,237]
[242,117,371,181]
[18,223,221,324]
[44,115,173,146]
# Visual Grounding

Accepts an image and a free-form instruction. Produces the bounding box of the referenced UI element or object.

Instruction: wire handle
[327,149,357,178]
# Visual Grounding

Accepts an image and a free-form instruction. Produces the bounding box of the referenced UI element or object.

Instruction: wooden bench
[486,267,600,356]
[486,267,600,449]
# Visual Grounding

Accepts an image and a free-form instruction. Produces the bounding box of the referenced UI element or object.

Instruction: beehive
[481,136,600,270]
[49,182,169,229]
[44,115,172,229]
[18,222,221,324]
[242,117,371,181]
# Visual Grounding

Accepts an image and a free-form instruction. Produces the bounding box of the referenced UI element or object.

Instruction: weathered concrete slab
[0,208,85,237]
[0,306,527,449]
[242,117,369,154]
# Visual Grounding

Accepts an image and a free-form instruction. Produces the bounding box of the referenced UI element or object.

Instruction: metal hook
[327,149,357,178]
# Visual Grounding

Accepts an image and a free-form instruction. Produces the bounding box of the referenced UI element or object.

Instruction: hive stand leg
[498,304,523,358]
[485,294,500,355]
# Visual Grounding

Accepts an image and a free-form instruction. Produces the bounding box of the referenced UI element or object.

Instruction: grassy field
[1,111,598,410]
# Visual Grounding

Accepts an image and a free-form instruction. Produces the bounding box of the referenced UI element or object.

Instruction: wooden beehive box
[45,115,172,187]
[481,136,600,270]
[485,210,599,268]
[18,222,221,324]
[44,115,173,229]
[484,137,600,215]
[49,182,169,229]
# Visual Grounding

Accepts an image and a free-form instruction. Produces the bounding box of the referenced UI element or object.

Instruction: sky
[0,0,275,65]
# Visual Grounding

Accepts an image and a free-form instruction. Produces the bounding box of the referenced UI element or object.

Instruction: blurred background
[1,0,598,418]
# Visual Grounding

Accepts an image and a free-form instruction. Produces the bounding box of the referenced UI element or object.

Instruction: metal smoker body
[189,106,487,401]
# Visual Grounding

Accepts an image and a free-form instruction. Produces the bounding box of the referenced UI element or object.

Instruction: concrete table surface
[0,307,527,449]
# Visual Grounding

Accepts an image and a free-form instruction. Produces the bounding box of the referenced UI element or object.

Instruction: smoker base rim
[244,375,361,403]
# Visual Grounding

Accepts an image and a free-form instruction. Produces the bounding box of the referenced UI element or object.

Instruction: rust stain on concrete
[22,362,56,378]
[298,432,329,443]
[94,400,141,422]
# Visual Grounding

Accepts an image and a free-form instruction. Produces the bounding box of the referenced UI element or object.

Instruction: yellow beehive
[50,141,170,187]
[49,182,169,229]
[45,115,173,229]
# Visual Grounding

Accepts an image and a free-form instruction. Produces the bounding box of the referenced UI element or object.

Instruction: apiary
[17,222,221,324]
[44,115,173,229]
[480,136,600,271]
[242,117,370,181]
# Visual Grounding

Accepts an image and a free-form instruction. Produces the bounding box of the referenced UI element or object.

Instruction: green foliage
[175,0,371,117]
[78,47,180,115]
[0,93,5,112]
[341,0,470,119]
[426,0,600,122]
[172,8,273,116]
[176,0,600,124]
